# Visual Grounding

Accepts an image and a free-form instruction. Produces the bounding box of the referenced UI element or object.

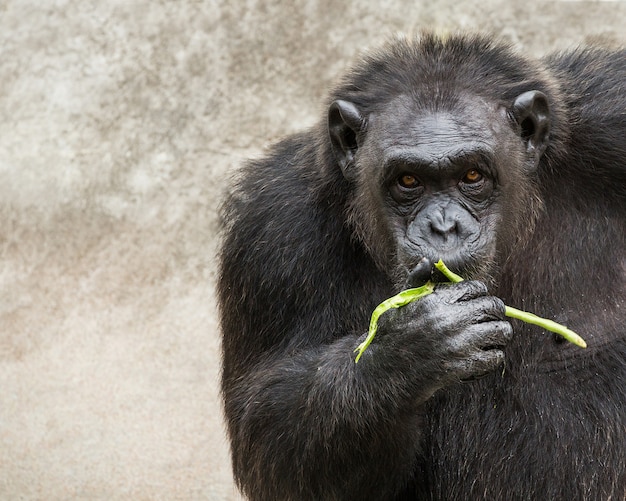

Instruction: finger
[468,295,507,320]
[449,321,513,352]
[435,280,489,303]
[405,257,433,288]
[444,349,505,381]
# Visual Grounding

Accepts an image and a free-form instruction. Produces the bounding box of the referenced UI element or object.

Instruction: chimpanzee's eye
[462,169,483,184]
[398,174,420,189]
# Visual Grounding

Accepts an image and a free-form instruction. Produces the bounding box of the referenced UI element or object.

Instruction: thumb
[405,257,433,288]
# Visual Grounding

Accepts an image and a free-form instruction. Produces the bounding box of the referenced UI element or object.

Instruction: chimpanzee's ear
[328,100,366,180]
[511,90,551,170]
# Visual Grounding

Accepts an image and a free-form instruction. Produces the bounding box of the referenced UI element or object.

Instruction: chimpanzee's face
[329,90,550,282]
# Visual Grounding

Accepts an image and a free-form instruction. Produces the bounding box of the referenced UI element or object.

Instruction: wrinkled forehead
[368,94,504,163]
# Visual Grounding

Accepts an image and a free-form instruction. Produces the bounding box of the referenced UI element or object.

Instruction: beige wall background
[0,1,624,499]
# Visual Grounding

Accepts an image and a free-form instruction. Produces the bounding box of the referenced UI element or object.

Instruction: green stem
[504,306,587,348]
[433,259,587,349]
[433,259,464,283]
[354,283,435,363]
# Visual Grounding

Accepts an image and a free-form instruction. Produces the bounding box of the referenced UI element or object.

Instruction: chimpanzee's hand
[374,280,512,398]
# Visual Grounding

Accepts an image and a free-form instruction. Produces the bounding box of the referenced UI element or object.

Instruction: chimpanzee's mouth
[405,256,470,285]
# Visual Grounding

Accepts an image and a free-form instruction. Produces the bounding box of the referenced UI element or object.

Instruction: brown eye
[398,174,419,189]
[462,169,483,184]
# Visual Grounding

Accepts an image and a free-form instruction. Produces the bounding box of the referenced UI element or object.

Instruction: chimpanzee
[217,33,626,500]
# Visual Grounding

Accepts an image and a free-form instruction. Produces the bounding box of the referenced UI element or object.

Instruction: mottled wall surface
[0,1,623,499]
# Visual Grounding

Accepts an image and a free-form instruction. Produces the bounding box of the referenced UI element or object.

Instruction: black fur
[218,33,626,500]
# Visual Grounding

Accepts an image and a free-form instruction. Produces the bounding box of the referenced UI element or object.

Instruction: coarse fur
[218,33,626,500]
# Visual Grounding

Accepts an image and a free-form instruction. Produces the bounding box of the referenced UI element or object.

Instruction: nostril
[430,216,458,236]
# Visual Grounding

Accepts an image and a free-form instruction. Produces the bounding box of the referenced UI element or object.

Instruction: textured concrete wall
[0,1,624,499]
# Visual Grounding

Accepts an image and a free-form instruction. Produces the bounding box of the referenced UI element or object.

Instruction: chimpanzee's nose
[429,210,458,238]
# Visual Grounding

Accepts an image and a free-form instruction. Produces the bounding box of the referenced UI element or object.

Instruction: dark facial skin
[344,94,535,285]
[372,99,504,279]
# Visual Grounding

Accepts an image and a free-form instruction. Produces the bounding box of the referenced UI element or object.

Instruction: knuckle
[500,320,514,341]
[475,296,506,320]
[492,296,507,316]
[468,280,489,294]
[409,291,441,317]
[484,298,505,319]
[439,280,488,302]
[474,349,504,371]
[443,349,504,380]
[484,320,512,344]
[483,349,505,369]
